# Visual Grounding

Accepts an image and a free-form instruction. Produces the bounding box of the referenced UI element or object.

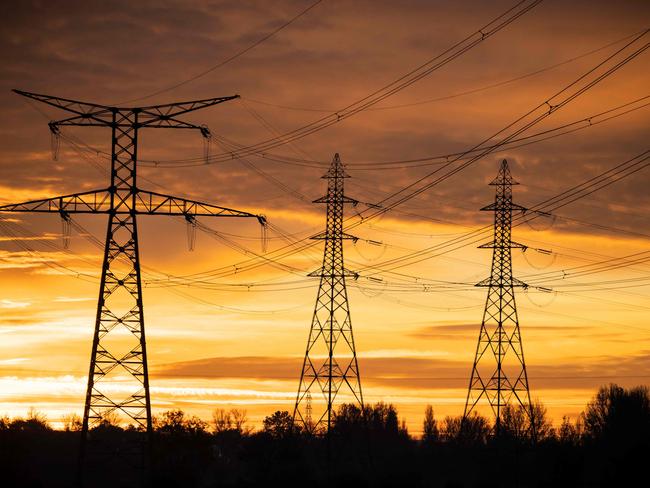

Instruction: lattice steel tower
[0,90,265,486]
[464,159,534,436]
[293,153,363,434]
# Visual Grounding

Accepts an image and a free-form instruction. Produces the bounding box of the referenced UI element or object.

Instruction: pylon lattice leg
[79,119,152,476]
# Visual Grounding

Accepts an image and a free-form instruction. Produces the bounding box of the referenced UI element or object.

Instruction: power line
[10,35,649,297]
[138,92,648,168]
[115,50,650,285]
[106,93,644,167]
[116,0,325,104]
[148,32,649,286]
[139,147,650,289]
[349,32,649,227]
[72,148,650,296]
[142,146,650,295]
[137,0,543,165]
[354,150,650,283]
[243,30,645,113]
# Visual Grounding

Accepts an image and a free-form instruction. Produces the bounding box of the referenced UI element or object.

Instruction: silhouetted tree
[583,384,650,444]
[92,410,122,432]
[331,403,364,436]
[231,409,250,433]
[422,405,439,443]
[154,409,208,435]
[262,410,297,438]
[61,413,82,432]
[364,402,401,436]
[499,400,552,442]
[211,408,251,434]
[9,408,50,432]
[442,413,491,444]
[582,384,650,485]
[400,417,409,437]
[500,403,528,440]
[530,399,553,440]
[558,415,583,445]
[441,415,462,441]
[212,408,233,433]
[331,402,409,439]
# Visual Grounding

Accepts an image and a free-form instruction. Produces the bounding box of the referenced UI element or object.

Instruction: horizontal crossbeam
[478,239,527,249]
[475,276,528,288]
[0,188,265,223]
[480,202,527,212]
[14,89,239,129]
[52,113,210,131]
[0,189,110,214]
[313,194,358,205]
[308,267,359,279]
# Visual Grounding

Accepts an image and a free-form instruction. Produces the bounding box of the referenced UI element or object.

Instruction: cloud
[0,0,646,237]
[154,356,300,380]
[0,358,29,365]
[52,296,94,303]
[0,250,63,270]
[408,323,605,340]
[409,323,483,338]
[0,299,31,309]
[154,351,650,391]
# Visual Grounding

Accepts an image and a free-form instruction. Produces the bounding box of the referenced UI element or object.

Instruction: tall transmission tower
[0,90,265,485]
[293,153,363,434]
[463,159,534,437]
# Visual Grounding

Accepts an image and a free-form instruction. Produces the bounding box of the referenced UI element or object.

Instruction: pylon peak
[323,152,350,179]
[489,158,519,186]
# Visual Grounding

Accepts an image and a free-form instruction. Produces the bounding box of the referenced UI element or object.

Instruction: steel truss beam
[0,189,265,221]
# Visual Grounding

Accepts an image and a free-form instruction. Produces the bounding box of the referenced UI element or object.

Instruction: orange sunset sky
[0,0,648,435]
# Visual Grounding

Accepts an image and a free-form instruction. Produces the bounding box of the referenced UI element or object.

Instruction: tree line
[1,384,648,487]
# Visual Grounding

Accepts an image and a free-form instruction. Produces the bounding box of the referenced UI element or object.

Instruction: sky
[0,0,648,434]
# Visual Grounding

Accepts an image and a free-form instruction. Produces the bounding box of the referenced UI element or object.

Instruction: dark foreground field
[2,384,648,488]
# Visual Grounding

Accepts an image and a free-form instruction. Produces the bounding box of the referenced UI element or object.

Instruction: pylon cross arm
[0,188,266,223]
[135,116,207,131]
[474,276,528,288]
[49,112,115,128]
[307,266,358,278]
[14,89,239,132]
[138,95,240,118]
[52,112,211,131]
[310,230,357,240]
[480,202,527,212]
[134,190,265,222]
[14,89,112,121]
[0,189,111,214]
[313,194,358,205]
[477,239,527,249]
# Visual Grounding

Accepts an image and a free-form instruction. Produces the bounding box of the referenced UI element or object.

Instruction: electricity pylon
[293,153,363,434]
[0,90,265,485]
[463,159,534,437]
